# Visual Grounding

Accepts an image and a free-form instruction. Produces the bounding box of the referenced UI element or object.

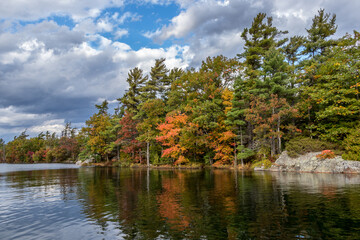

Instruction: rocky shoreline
[77,151,360,174]
[263,151,360,174]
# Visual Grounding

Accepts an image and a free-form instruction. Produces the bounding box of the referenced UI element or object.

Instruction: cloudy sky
[0,0,359,142]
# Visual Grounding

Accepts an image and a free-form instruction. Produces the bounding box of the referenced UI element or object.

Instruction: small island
[1,9,359,172]
[1,6,360,240]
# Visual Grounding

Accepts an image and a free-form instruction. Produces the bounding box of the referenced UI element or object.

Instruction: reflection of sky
[0,167,123,240]
[2,168,360,239]
[260,171,360,193]
[0,163,80,174]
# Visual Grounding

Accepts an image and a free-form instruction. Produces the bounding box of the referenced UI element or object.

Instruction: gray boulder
[76,157,94,166]
[269,151,360,174]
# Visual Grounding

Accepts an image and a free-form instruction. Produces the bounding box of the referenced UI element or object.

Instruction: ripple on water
[1,167,360,239]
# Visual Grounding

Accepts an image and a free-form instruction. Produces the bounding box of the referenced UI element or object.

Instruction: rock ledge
[268,151,360,174]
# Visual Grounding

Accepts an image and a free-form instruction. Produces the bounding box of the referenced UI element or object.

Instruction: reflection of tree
[157,172,190,231]
[7,167,360,239]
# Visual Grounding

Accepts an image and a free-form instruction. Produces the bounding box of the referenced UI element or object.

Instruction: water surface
[1,165,360,239]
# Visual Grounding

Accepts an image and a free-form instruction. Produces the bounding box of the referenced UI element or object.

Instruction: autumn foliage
[3,10,360,164]
[316,150,336,160]
[156,113,189,164]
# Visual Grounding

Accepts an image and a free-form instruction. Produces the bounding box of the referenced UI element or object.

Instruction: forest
[1,9,359,166]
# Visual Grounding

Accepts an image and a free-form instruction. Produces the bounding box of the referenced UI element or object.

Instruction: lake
[1,164,360,239]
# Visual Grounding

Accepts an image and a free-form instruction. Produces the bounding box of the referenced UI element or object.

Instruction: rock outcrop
[268,151,360,174]
[75,158,94,166]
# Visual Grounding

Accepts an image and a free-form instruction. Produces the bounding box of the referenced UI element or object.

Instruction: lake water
[1,164,360,239]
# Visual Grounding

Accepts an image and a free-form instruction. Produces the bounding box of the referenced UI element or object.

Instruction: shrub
[316,150,336,159]
[342,125,360,161]
[32,149,48,162]
[252,159,272,169]
[174,155,190,165]
[285,137,339,158]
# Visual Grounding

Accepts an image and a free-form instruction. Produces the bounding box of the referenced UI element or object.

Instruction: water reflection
[268,171,360,192]
[1,167,360,239]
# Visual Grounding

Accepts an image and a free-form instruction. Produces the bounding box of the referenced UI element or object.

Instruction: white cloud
[96,18,114,32]
[0,0,124,21]
[74,19,98,34]
[114,29,129,39]
[0,106,52,127]
[28,119,66,135]
[116,12,142,24]
[1,0,359,142]
[146,0,266,42]
[112,44,190,71]
[0,17,193,141]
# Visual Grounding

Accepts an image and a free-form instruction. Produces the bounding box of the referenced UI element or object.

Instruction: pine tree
[119,67,148,114]
[225,75,254,167]
[303,9,337,57]
[142,58,169,100]
[239,13,288,78]
[136,99,165,167]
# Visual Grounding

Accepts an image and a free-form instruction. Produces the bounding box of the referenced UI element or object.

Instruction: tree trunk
[139,149,142,164]
[271,107,275,157]
[308,109,312,139]
[240,126,244,167]
[277,115,281,154]
[146,141,150,167]
[234,135,237,168]
[248,122,253,148]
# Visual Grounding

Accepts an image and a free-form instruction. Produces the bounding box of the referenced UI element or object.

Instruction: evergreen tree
[240,12,288,77]
[225,75,254,167]
[136,99,165,166]
[119,67,148,114]
[142,58,169,100]
[82,100,112,161]
[303,9,337,57]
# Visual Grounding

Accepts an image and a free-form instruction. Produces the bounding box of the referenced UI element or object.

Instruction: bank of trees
[2,9,360,164]
[2,123,80,163]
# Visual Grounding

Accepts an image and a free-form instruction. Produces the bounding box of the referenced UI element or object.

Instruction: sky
[0,0,359,142]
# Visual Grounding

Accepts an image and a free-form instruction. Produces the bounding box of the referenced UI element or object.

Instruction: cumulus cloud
[28,119,67,135]
[147,0,271,43]
[115,12,142,24]
[144,0,360,67]
[0,0,359,141]
[0,19,191,141]
[114,29,129,39]
[0,106,64,140]
[0,0,124,21]
[0,106,52,128]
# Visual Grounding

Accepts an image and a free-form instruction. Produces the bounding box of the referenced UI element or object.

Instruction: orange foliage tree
[156,112,190,165]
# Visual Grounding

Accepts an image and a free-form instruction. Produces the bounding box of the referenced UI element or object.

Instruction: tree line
[1,9,359,165]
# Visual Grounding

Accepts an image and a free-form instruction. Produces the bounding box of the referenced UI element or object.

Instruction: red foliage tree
[116,111,144,162]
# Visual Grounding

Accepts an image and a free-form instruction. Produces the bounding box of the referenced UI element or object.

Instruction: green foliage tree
[119,67,148,114]
[4,9,360,166]
[142,58,169,100]
[240,12,288,77]
[303,9,337,57]
[136,99,165,166]
[82,100,112,161]
[342,122,360,161]
[0,138,6,162]
[300,32,360,142]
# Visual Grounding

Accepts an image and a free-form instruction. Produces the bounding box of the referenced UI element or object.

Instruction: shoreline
[261,151,360,174]
[4,151,360,175]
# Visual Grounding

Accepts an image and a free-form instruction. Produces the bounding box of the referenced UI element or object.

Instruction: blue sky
[0,0,359,142]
